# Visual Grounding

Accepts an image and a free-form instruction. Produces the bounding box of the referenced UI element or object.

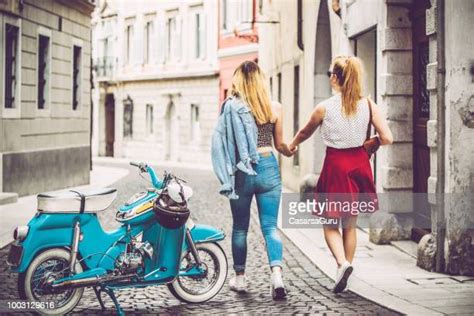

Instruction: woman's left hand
[279,144,294,157]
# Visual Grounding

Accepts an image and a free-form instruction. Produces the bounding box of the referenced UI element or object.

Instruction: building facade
[218,0,258,104]
[259,0,474,276]
[91,0,219,164]
[0,0,94,200]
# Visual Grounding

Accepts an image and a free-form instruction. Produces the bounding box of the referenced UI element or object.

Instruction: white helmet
[167,180,193,203]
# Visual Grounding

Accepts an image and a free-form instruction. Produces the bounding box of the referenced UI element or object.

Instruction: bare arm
[272,101,293,157]
[369,98,393,145]
[289,103,325,149]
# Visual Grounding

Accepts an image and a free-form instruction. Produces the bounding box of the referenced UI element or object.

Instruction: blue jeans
[230,152,283,273]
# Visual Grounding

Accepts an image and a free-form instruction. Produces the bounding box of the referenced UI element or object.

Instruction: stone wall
[3,146,90,196]
[443,0,474,276]
[368,0,415,244]
[0,0,93,196]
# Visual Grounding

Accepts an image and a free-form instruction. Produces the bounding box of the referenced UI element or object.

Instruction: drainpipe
[435,0,446,273]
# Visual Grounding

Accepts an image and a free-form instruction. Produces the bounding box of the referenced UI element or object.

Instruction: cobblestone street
[0,162,398,315]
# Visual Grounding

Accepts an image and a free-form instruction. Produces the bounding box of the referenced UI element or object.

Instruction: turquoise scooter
[7,162,227,315]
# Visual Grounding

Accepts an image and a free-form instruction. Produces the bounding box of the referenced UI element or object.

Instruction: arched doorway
[313,0,332,172]
[165,101,178,161]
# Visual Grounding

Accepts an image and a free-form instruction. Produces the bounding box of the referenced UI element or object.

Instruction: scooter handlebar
[130,161,163,189]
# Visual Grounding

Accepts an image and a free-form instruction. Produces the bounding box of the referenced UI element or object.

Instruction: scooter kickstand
[93,286,106,311]
[103,287,125,316]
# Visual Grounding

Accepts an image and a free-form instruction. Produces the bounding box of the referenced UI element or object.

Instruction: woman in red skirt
[289,56,393,293]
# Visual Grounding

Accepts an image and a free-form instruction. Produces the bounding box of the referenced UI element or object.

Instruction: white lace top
[320,93,370,149]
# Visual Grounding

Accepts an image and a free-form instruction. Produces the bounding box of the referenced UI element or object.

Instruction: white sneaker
[333,261,353,293]
[229,275,247,293]
[270,270,287,300]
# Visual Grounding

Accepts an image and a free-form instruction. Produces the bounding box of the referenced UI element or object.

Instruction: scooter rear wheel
[18,248,84,315]
[168,242,228,303]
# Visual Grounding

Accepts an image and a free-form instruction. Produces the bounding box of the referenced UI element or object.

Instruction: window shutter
[200,13,206,59]
[149,21,156,64]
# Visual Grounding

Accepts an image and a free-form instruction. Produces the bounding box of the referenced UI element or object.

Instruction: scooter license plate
[7,242,23,267]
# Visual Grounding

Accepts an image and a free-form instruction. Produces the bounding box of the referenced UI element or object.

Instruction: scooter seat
[37,188,117,213]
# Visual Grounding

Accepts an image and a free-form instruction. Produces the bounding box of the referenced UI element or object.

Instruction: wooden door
[105,94,115,157]
[411,0,431,242]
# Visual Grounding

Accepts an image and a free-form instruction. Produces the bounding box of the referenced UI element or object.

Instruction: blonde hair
[331,56,363,117]
[230,61,273,125]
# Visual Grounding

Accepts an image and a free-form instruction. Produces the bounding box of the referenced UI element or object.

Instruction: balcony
[94,56,116,79]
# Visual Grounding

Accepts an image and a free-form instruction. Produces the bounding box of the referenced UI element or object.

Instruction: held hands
[288,143,298,154]
[280,143,298,157]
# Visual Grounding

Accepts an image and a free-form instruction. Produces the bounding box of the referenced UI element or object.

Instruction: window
[72,45,82,111]
[297,0,304,50]
[166,12,181,62]
[269,76,273,99]
[277,72,282,103]
[146,104,154,135]
[37,35,50,109]
[166,17,175,60]
[221,0,252,31]
[144,21,153,64]
[220,0,228,30]
[190,104,200,141]
[123,96,133,138]
[240,0,253,24]
[125,24,133,64]
[195,12,206,59]
[293,66,300,166]
[5,23,19,109]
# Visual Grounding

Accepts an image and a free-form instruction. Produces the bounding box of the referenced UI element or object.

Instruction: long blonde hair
[230,61,273,125]
[331,56,363,117]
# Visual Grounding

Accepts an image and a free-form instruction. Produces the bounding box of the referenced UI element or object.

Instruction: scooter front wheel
[168,242,228,303]
[18,248,84,315]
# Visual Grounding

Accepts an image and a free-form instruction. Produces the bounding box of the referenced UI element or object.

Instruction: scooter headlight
[13,226,29,241]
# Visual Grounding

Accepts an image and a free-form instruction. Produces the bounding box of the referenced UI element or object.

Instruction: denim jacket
[211,96,259,199]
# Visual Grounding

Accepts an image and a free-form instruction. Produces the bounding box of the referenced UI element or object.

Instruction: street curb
[93,156,213,171]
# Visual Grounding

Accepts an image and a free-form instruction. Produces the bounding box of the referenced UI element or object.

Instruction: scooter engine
[115,241,154,275]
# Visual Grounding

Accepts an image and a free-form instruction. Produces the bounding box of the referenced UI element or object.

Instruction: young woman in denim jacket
[224,61,295,299]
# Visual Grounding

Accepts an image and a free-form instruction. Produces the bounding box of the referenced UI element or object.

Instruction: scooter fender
[12,213,88,273]
[12,213,127,273]
[185,224,225,250]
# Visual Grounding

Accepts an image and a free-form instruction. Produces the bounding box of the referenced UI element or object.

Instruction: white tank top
[320,93,370,149]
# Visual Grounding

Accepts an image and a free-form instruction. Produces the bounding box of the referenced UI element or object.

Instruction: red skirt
[314,146,378,219]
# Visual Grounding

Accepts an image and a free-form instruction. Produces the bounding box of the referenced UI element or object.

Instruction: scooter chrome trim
[70,221,81,273]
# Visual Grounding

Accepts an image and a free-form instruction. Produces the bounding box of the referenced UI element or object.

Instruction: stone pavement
[0,161,397,315]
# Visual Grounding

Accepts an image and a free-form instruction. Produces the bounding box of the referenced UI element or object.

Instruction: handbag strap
[366,97,373,140]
